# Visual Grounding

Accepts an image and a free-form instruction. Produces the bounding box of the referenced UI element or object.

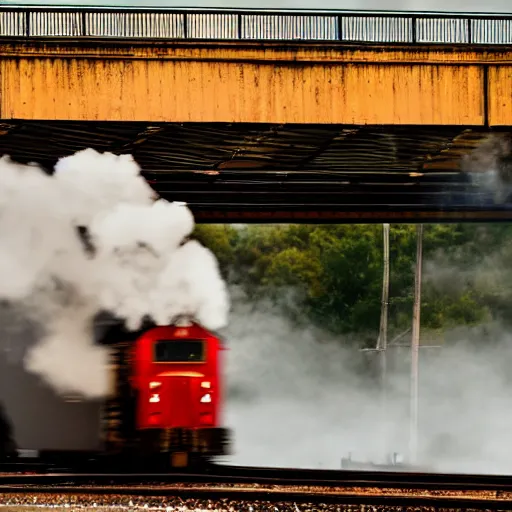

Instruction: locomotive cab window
[154,339,205,363]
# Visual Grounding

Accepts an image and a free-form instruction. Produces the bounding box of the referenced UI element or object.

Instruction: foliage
[194,222,512,345]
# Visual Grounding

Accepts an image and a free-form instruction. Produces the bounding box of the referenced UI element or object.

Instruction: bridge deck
[1,7,512,222]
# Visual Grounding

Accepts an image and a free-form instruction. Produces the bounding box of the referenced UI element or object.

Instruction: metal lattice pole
[409,224,423,464]
[377,224,390,461]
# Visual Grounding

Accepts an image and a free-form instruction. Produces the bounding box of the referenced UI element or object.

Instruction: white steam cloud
[462,133,512,204]
[223,292,512,475]
[0,148,229,399]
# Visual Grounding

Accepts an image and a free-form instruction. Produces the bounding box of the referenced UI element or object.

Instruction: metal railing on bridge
[0,7,511,45]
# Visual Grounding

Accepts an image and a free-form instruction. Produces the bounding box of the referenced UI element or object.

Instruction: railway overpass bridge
[1,6,512,223]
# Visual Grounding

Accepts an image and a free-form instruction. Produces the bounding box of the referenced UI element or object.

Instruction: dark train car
[0,303,105,467]
[0,319,231,470]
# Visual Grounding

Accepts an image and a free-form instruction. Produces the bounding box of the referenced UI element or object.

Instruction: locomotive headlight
[200,393,212,403]
[149,393,160,403]
[149,381,162,389]
[201,381,211,389]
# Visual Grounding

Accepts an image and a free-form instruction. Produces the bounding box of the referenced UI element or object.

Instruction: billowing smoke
[462,133,512,204]
[222,292,512,475]
[0,149,229,399]
[222,289,385,470]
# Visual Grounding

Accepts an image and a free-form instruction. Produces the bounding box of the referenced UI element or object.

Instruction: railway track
[2,465,512,510]
[0,486,511,511]
[4,463,512,490]
[1,486,512,511]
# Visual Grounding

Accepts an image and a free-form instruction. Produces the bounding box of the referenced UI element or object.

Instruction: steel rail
[0,478,512,510]
[4,465,512,491]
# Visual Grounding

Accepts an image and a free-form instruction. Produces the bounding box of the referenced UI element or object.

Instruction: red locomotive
[0,319,232,469]
[103,319,231,468]
[133,323,223,431]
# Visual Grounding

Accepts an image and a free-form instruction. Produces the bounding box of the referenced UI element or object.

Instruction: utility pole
[409,223,424,464]
[376,224,390,460]
[377,224,390,391]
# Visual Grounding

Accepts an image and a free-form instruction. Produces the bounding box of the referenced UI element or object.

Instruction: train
[0,318,232,470]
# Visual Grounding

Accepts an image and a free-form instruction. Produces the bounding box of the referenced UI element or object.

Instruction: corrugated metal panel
[0,10,25,37]
[416,18,469,44]
[241,15,337,40]
[29,11,82,37]
[187,13,238,39]
[488,67,512,126]
[0,57,485,125]
[0,120,472,175]
[0,121,503,221]
[471,19,512,44]
[339,16,411,43]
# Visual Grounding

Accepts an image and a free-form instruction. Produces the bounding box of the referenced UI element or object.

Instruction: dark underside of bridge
[1,120,512,223]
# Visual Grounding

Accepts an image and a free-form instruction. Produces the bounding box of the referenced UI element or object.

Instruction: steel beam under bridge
[1,120,512,224]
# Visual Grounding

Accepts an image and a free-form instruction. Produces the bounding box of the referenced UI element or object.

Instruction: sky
[2,0,511,13]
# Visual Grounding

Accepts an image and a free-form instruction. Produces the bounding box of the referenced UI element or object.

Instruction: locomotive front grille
[157,427,231,456]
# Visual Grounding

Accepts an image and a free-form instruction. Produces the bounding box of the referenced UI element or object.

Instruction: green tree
[195,222,512,345]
